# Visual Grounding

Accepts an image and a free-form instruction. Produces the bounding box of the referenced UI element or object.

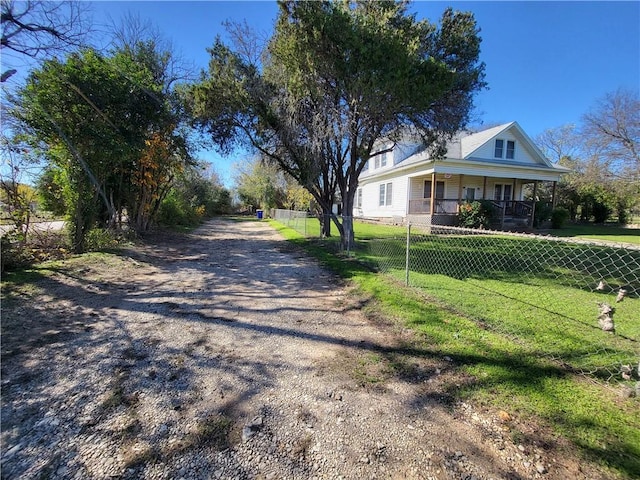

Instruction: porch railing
[490,200,534,219]
[408,199,460,214]
[408,199,535,219]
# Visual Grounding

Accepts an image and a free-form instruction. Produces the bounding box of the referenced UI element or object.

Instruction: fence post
[346,218,351,258]
[405,222,411,286]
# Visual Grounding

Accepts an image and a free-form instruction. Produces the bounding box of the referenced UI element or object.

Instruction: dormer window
[494,139,516,159]
[372,145,391,169]
[506,140,515,159]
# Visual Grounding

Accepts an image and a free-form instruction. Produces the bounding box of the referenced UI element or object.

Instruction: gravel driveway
[1,218,605,479]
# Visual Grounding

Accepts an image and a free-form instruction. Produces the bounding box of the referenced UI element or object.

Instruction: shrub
[458,201,493,229]
[550,207,570,229]
[158,191,201,227]
[592,201,611,223]
[533,201,553,228]
[85,228,119,251]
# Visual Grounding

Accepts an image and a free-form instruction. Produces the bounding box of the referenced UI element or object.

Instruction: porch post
[429,172,436,216]
[458,175,464,213]
[482,176,488,200]
[551,181,558,208]
[530,181,539,228]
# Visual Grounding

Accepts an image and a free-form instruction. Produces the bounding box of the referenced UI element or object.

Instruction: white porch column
[530,181,539,228]
[429,172,436,216]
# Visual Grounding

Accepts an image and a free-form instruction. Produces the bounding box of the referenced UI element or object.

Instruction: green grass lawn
[548,224,640,245]
[270,218,640,479]
[281,214,640,245]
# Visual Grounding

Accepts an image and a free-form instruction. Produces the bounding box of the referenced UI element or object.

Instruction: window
[424,180,445,199]
[465,187,475,201]
[506,140,515,159]
[494,184,512,201]
[373,148,389,169]
[504,184,512,201]
[356,188,362,208]
[379,182,393,206]
[495,139,516,159]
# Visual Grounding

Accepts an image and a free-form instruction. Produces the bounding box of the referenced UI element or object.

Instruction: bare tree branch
[582,88,640,181]
[1,0,92,80]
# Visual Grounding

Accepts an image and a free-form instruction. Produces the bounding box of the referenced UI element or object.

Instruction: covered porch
[406,173,557,229]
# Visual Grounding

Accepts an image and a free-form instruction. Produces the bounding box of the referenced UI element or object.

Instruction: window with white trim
[506,140,515,159]
[372,147,390,169]
[495,139,516,159]
[494,183,513,201]
[356,188,362,208]
[423,180,445,199]
[379,182,392,206]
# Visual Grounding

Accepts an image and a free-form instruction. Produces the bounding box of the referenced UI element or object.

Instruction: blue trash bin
[256,210,263,219]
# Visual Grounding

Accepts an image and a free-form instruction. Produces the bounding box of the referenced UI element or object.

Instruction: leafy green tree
[35,164,67,216]
[13,39,192,250]
[233,158,287,211]
[15,49,126,250]
[189,0,486,248]
[157,164,231,226]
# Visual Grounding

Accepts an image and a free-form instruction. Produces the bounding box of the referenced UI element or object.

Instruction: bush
[85,228,119,251]
[550,207,570,229]
[458,201,493,229]
[592,201,611,223]
[1,230,69,272]
[158,191,203,227]
[533,201,553,228]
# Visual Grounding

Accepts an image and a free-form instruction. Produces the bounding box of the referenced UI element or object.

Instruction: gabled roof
[460,123,512,158]
[460,121,554,168]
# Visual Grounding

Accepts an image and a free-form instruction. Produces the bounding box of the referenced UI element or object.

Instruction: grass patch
[546,224,640,245]
[271,219,640,479]
[185,414,233,451]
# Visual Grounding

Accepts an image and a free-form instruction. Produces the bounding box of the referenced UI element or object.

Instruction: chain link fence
[272,209,314,237]
[273,209,640,387]
[365,220,640,387]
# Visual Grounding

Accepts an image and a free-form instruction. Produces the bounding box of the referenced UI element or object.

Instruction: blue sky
[24,1,640,186]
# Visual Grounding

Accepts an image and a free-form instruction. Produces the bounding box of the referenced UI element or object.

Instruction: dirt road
[0,218,606,479]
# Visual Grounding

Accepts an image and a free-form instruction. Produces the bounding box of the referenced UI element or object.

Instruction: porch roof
[361,156,568,184]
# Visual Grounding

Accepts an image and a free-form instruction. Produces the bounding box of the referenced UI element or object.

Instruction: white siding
[409,175,462,200]
[355,174,409,218]
[471,130,537,165]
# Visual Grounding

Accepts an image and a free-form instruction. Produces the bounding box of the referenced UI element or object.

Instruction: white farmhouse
[353,122,569,228]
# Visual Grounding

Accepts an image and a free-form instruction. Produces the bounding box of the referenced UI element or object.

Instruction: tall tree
[582,88,640,183]
[13,42,191,251]
[189,0,486,247]
[1,0,91,81]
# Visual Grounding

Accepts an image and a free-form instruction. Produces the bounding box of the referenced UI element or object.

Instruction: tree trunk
[341,194,355,251]
[320,204,332,237]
